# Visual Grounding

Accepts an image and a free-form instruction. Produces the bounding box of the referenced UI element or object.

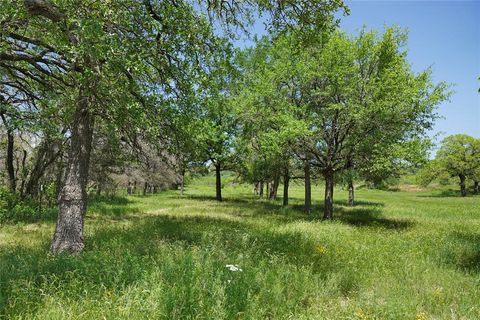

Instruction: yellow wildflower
[415,311,428,320]
[315,245,327,255]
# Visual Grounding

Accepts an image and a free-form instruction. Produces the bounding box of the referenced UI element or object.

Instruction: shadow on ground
[445,231,480,273]
[175,193,411,231]
[416,189,480,198]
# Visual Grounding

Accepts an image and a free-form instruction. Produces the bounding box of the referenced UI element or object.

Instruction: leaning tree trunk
[304,160,311,214]
[347,179,354,206]
[323,170,334,219]
[215,162,222,202]
[283,170,290,206]
[459,174,467,197]
[51,95,94,254]
[474,180,479,195]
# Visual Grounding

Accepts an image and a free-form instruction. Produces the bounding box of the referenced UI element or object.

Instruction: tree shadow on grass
[176,193,411,230]
[444,231,480,273]
[416,189,466,198]
[334,207,414,230]
[88,195,140,219]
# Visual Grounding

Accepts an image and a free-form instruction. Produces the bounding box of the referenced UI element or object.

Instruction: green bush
[0,189,57,223]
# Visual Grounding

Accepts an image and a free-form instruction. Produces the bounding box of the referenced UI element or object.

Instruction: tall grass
[0,176,479,319]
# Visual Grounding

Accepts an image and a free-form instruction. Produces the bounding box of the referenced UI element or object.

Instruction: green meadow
[1,176,479,319]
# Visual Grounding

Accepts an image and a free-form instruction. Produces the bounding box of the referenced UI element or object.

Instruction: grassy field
[1,175,479,319]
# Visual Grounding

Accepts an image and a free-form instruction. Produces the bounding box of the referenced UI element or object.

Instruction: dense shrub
[0,189,57,223]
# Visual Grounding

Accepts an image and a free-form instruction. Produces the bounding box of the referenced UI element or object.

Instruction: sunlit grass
[1,175,479,319]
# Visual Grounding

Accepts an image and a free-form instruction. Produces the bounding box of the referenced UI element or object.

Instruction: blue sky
[340,0,480,142]
[240,0,480,143]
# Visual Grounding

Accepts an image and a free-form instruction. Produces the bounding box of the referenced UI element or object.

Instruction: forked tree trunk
[474,180,479,195]
[459,174,467,197]
[323,171,334,219]
[304,160,311,214]
[215,162,222,202]
[283,171,289,206]
[348,179,354,206]
[51,95,94,254]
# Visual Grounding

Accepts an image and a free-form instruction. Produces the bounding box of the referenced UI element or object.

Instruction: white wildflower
[225,264,243,272]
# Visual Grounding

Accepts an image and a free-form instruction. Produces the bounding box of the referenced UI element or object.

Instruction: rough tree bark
[51,95,94,254]
[347,179,354,206]
[304,160,311,214]
[459,174,467,197]
[323,170,334,219]
[215,162,222,202]
[283,170,289,206]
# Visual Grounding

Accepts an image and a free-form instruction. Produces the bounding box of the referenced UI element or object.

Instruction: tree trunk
[348,179,354,206]
[51,95,94,254]
[459,174,467,197]
[215,162,222,202]
[1,114,16,193]
[269,175,280,200]
[18,149,27,196]
[323,171,334,219]
[26,136,64,197]
[180,168,185,195]
[254,182,259,195]
[283,171,289,206]
[304,160,311,214]
[127,181,133,195]
[474,180,479,195]
[143,181,148,195]
[259,182,264,197]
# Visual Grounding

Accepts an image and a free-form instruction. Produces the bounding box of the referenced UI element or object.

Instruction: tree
[298,28,448,219]
[436,134,480,196]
